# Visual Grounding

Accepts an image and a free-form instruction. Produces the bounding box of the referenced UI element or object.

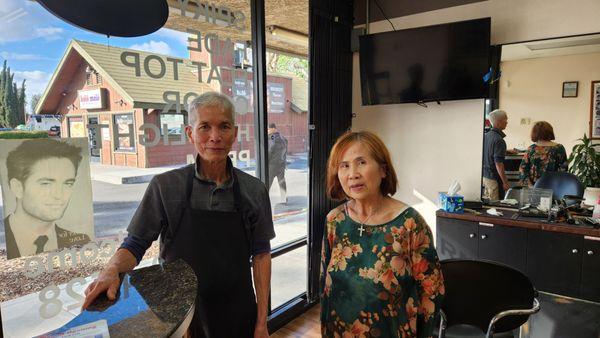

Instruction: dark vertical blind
[307,0,354,302]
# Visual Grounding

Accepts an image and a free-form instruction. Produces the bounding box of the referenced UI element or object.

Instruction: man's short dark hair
[268,123,276,129]
[6,139,83,183]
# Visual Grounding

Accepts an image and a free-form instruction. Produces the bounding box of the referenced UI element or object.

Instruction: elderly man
[83,92,274,338]
[4,139,90,259]
[483,109,510,201]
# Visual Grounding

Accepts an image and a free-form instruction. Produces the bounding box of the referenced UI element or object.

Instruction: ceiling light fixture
[526,37,600,51]
[36,0,168,37]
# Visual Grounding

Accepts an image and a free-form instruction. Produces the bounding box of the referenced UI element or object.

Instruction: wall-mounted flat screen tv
[359,18,491,105]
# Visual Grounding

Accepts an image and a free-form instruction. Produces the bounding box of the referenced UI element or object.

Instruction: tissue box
[439,192,464,213]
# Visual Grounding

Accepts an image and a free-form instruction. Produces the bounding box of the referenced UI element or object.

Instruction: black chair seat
[439,259,540,338]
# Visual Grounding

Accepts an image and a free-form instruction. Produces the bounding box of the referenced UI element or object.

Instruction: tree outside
[0,61,27,128]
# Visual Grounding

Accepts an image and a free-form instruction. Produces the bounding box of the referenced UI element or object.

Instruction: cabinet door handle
[588,251,594,255]
[572,249,578,254]
[479,222,495,227]
[481,234,488,240]
[469,233,476,238]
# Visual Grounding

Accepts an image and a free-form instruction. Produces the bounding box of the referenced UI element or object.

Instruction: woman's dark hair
[531,121,555,142]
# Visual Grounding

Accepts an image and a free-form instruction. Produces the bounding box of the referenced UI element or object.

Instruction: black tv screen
[359,18,491,105]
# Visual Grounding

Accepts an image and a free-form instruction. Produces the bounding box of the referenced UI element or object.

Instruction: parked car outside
[48,125,61,137]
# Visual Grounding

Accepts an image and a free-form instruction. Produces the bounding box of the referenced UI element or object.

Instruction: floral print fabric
[320,204,445,338]
[519,143,567,186]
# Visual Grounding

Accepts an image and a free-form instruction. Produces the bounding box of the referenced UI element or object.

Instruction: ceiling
[163,0,308,57]
[501,33,600,61]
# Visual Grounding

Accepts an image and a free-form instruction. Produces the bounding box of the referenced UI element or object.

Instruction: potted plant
[568,134,600,205]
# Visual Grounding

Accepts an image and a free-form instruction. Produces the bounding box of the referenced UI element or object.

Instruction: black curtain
[307,0,354,302]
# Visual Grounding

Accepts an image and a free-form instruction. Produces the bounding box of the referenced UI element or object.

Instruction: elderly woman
[519,121,567,187]
[320,131,445,338]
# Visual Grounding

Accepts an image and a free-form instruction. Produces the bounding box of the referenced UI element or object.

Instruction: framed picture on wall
[562,81,578,98]
[590,81,600,139]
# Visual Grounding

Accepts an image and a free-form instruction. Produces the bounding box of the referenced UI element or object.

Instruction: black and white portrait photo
[0,138,94,259]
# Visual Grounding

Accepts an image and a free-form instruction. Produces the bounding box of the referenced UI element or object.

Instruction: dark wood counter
[437,209,600,238]
[436,209,600,302]
[38,259,197,337]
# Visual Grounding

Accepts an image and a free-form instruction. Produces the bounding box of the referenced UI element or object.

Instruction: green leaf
[568,134,600,188]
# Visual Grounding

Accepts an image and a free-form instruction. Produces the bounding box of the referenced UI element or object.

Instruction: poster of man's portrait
[0,138,94,260]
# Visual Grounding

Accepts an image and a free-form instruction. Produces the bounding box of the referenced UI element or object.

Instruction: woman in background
[519,121,568,187]
[320,131,444,337]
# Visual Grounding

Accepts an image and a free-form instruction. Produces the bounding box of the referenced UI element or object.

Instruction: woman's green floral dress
[519,143,567,186]
[320,204,445,338]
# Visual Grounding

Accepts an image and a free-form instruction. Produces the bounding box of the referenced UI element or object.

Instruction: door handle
[481,234,488,240]
[588,251,594,255]
[479,222,495,227]
[469,233,476,238]
[572,249,578,254]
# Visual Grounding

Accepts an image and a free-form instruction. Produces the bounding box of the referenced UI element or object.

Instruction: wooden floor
[271,305,321,338]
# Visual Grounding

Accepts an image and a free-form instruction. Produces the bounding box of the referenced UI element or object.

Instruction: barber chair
[533,172,584,206]
[438,259,540,338]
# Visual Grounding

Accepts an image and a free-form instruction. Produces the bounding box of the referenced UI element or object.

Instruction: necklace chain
[359,207,377,226]
[349,200,382,225]
[349,201,382,237]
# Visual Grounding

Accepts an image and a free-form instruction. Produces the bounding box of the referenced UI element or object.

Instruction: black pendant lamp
[37,0,169,37]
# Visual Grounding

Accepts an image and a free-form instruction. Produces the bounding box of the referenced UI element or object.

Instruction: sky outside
[0,0,190,113]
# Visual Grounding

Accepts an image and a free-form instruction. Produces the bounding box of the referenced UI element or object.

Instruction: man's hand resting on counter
[82,265,121,310]
[81,248,138,310]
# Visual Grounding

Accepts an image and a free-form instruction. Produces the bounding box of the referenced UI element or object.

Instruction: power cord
[372,0,396,31]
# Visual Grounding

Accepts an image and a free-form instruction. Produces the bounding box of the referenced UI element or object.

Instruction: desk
[437,209,600,302]
[438,209,600,237]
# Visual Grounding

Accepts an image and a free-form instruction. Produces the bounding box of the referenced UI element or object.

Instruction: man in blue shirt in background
[483,109,510,201]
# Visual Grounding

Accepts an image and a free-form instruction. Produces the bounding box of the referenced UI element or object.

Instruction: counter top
[437,209,600,238]
[40,259,197,338]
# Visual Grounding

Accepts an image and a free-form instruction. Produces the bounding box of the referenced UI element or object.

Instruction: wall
[352,0,600,231]
[500,52,600,154]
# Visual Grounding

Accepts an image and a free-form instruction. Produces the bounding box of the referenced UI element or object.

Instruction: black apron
[160,170,257,338]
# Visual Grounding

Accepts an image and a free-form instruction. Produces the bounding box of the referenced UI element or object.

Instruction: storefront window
[113,113,135,152]
[265,0,310,311]
[68,117,85,138]
[160,113,185,136]
[0,0,309,335]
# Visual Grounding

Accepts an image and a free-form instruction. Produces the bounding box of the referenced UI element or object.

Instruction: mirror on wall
[481,33,600,202]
